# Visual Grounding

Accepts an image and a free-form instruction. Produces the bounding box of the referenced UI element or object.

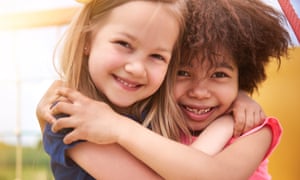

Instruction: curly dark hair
[182,0,291,94]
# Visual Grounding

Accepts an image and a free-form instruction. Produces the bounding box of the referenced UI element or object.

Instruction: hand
[230,91,266,137]
[51,87,127,145]
[36,80,65,132]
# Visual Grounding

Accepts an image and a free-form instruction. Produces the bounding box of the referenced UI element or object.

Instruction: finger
[51,101,75,117]
[252,110,261,127]
[252,110,266,128]
[56,96,71,104]
[36,81,61,117]
[44,111,57,124]
[51,117,75,133]
[225,105,233,114]
[37,102,53,122]
[243,111,254,133]
[233,110,246,137]
[63,130,81,144]
[46,80,65,104]
[260,110,266,120]
[56,87,84,104]
[252,107,266,127]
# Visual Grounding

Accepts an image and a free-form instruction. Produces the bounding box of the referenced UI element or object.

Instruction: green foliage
[0,143,16,166]
[0,141,53,180]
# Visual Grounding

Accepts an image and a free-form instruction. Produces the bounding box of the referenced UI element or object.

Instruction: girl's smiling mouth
[114,75,143,89]
[180,104,216,122]
[184,106,212,115]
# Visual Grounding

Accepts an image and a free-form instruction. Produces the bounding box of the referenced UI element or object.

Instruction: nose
[124,57,147,77]
[187,81,211,99]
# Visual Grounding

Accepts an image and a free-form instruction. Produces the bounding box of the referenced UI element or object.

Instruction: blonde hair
[55,0,189,141]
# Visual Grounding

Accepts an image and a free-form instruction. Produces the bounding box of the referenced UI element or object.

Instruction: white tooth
[186,106,210,115]
[119,78,136,88]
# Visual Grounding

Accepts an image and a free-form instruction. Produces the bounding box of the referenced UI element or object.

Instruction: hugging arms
[37,0,289,179]
[37,81,269,180]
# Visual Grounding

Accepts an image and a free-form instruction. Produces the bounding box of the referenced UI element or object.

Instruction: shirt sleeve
[241,117,283,160]
[43,122,85,167]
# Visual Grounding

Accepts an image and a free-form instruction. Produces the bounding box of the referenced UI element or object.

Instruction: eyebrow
[216,61,235,71]
[209,51,235,70]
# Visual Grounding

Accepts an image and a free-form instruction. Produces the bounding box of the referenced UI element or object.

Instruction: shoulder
[242,117,282,146]
[231,117,282,159]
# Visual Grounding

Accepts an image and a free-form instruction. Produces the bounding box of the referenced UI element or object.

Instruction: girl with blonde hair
[40,0,188,179]
[46,0,290,179]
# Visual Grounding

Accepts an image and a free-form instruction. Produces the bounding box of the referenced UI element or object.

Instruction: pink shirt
[183,117,282,180]
[229,117,282,180]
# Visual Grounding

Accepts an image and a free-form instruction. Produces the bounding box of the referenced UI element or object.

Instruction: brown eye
[177,70,190,77]
[212,72,228,78]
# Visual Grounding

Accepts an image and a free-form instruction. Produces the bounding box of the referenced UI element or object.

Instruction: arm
[52,88,272,180]
[117,118,272,180]
[191,115,234,155]
[37,84,163,179]
[68,143,162,180]
[190,91,264,154]
[231,90,266,137]
[36,80,64,132]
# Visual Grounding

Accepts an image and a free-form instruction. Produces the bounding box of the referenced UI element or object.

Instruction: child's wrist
[115,115,136,145]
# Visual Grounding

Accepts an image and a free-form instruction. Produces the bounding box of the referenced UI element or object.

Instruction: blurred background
[0,0,299,179]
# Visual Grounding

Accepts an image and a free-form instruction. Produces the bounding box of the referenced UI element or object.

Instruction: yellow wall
[253,47,300,180]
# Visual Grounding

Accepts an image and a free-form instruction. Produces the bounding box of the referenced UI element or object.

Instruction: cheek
[89,50,120,72]
[149,66,168,87]
[173,82,185,101]
[88,56,104,79]
[220,84,238,106]
[89,48,104,68]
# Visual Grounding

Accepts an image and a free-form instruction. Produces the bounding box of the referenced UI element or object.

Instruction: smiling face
[174,52,239,131]
[87,1,180,108]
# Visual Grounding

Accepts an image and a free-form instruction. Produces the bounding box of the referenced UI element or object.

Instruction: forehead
[91,1,180,49]
[184,48,236,69]
[110,2,173,32]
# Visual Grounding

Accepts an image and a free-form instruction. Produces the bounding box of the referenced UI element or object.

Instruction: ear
[84,45,90,55]
[84,35,91,55]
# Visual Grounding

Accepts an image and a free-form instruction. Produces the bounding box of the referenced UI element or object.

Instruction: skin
[36,1,267,179]
[175,52,238,132]
[39,1,181,179]
[175,52,238,154]
[50,87,271,180]
[87,1,179,108]
[46,53,269,179]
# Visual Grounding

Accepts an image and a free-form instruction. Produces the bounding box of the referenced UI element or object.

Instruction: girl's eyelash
[115,40,131,48]
[113,40,168,62]
[151,54,165,61]
[212,72,228,78]
[177,70,190,76]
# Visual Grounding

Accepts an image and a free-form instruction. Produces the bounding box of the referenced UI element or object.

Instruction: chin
[187,122,208,132]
